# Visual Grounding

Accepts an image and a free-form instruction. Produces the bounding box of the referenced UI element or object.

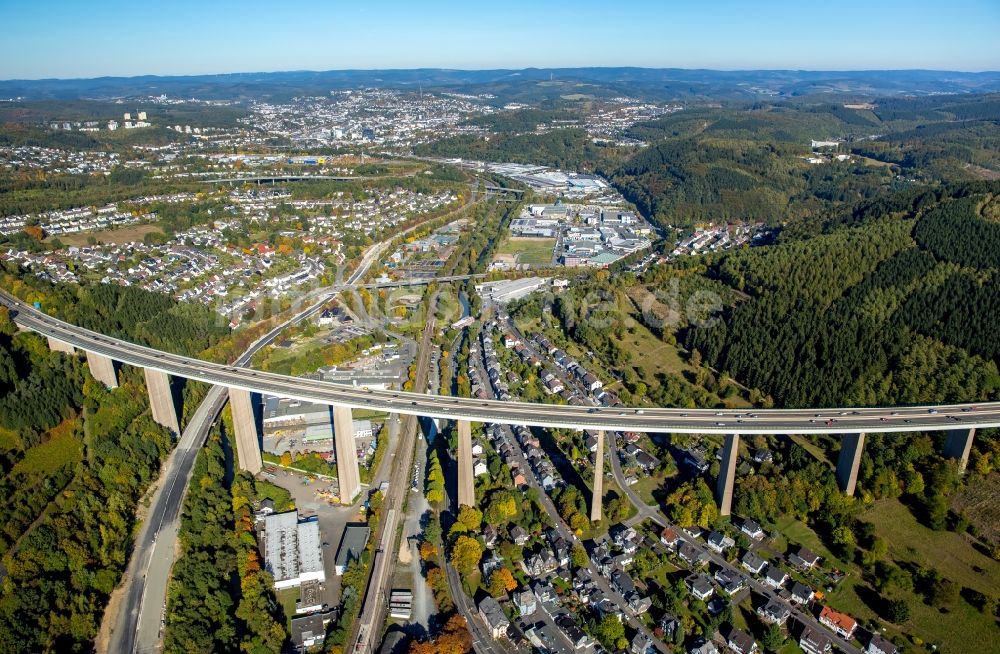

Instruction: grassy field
[12,419,83,477]
[950,471,1000,546]
[771,516,846,567]
[618,287,752,408]
[824,569,997,654]
[494,237,556,266]
[865,499,1000,596]
[0,426,20,452]
[788,434,834,467]
[815,499,1000,654]
[276,588,299,628]
[48,223,164,247]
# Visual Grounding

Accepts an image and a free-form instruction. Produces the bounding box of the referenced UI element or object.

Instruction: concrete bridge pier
[229,388,262,475]
[590,430,605,522]
[145,368,180,436]
[836,433,866,496]
[457,419,475,509]
[86,350,118,388]
[333,405,361,505]
[47,336,75,355]
[944,428,976,473]
[716,434,740,516]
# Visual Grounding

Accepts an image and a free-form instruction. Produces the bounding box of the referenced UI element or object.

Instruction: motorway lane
[7,294,1000,436]
[606,437,863,654]
[107,288,357,653]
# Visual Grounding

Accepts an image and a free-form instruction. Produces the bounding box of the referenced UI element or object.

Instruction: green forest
[163,419,285,654]
[685,183,1000,408]
[417,94,999,229]
[0,319,174,652]
[0,270,238,652]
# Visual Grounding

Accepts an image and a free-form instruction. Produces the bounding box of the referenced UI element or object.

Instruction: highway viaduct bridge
[4,292,997,515]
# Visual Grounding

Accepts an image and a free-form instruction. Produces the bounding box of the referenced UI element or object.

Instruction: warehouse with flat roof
[259,510,326,590]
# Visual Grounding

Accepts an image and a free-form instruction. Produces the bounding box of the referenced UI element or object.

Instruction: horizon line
[3,64,1000,84]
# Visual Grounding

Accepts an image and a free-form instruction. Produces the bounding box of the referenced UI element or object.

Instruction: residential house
[478,597,509,639]
[764,566,789,589]
[685,573,714,601]
[707,530,735,554]
[515,590,537,616]
[612,569,636,596]
[511,526,530,545]
[481,553,504,578]
[556,615,590,650]
[741,551,768,576]
[726,626,758,654]
[789,546,821,571]
[522,550,558,576]
[790,582,814,605]
[594,597,625,622]
[819,605,857,639]
[626,592,652,615]
[659,614,680,640]
[630,633,653,654]
[687,640,720,654]
[483,525,499,549]
[290,609,336,652]
[866,634,900,654]
[714,568,746,596]
[756,599,790,625]
[798,625,833,654]
[660,527,681,549]
[740,518,765,540]
[678,542,709,567]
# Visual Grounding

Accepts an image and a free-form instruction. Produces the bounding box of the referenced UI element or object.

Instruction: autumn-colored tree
[23,225,44,241]
[410,613,472,654]
[420,541,438,561]
[449,535,482,575]
[457,505,483,531]
[488,567,517,597]
[483,490,518,524]
[279,451,293,466]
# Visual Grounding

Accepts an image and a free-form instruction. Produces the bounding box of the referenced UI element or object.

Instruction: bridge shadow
[170,375,186,434]
[533,426,591,499]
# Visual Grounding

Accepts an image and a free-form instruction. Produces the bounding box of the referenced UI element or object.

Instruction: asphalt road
[108,289,337,654]
[6,293,998,437]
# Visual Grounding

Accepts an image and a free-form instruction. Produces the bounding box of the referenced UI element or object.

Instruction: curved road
[5,293,1000,436]
[108,286,336,654]
[103,229,396,653]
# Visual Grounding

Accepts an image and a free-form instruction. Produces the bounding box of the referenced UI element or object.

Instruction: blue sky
[1,0,998,79]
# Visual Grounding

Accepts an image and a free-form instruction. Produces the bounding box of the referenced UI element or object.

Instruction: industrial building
[262,396,379,461]
[259,511,326,590]
[335,524,371,575]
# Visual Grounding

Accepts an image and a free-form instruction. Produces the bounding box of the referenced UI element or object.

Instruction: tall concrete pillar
[836,433,866,496]
[229,388,262,475]
[333,405,361,505]
[944,428,976,473]
[47,336,75,355]
[716,434,739,516]
[144,368,180,436]
[590,430,605,522]
[457,419,475,509]
[86,350,118,388]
